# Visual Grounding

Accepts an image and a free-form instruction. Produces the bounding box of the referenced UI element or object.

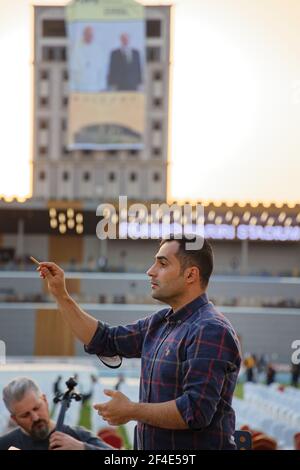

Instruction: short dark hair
[160,234,214,288]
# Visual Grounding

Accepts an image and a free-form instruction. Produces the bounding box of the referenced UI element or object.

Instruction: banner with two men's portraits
[66,0,145,150]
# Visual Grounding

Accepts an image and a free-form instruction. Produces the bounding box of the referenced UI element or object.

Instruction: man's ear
[42,394,48,405]
[185,267,200,284]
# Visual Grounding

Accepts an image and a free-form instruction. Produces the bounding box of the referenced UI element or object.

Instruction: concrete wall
[2,234,300,277]
[2,271,300,303]
[1,304,299,363]
[0,309,35,356]
[2,235,49,261]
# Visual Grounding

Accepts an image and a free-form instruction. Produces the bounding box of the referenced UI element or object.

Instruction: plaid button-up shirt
[85,293,241,450]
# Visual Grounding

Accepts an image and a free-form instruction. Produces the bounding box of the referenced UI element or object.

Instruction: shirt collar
[165,293,209,325]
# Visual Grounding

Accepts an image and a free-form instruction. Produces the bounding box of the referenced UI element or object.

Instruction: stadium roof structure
[1,197,300,241]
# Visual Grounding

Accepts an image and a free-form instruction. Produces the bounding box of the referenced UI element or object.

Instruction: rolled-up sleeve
[72,426,114,450]
[84,317,150,359]
[175,323,240,429]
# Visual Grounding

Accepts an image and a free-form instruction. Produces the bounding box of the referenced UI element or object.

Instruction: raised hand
[37,262,68,299]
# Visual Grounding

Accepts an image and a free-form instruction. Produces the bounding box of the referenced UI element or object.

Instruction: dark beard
[30,420,50,441]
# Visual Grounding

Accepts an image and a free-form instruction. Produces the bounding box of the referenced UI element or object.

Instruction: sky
[171,0,300,204]
[0,0,300,203]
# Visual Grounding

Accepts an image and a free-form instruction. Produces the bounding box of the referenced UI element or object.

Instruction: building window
[42,46,66,62]
[42,47,54,61]
[40,70,49,80]
[39,97,49,107]
[61,119,67,131]
[146,47,161,63]
[42,20,66,38]
[62,97,69,107]
[130,172,137,182]
[63,70,69,81]
[146,20,161,38]
[128,149,139,156]
[39,119,48,130]
[83,172,90,182]
[153,172,161,182]
[39,171,46,180]
[153,148,161,157]
[109,172,116,182]
[61,47,67,62]
[62,171,69,181]
[153,97,163,108]
[108,150,118,156]
[152,121,162,131]
[39,146,48,157]
[153,70,162,81]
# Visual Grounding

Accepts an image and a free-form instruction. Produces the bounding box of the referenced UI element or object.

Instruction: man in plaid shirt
[38,235,241,450]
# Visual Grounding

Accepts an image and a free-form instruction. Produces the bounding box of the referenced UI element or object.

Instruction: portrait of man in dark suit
[107,33,142,91]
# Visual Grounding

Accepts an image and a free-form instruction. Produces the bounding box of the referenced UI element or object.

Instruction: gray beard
[30,420,50,441]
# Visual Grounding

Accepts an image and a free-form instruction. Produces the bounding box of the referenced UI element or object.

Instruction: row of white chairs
[244,382,300,428]
[234,382,300,449]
